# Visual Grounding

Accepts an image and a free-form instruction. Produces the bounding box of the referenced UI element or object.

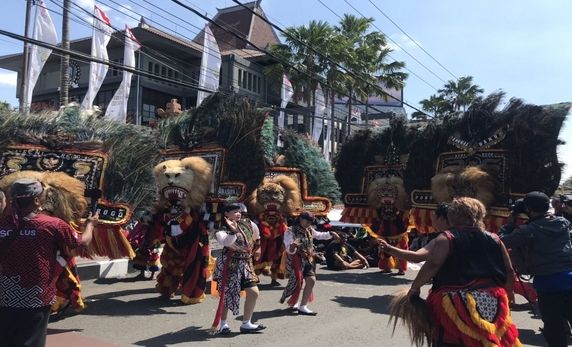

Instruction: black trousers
[0,305,51,347]
[538,288,572,347]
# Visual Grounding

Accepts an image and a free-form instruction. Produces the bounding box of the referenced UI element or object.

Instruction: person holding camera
[500,191,572,347]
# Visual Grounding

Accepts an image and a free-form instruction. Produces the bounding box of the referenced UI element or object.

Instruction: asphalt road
[47,265,548,347]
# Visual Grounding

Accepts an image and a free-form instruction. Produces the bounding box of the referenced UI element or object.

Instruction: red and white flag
[196,24,221,106]
[81,5,112,109]
[24,0,58,109]
[105,26,141,122]
[277,74,294,146]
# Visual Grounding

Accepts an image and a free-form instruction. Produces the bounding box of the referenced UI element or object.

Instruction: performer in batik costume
[210,204,266,335]
[280,211,339,315]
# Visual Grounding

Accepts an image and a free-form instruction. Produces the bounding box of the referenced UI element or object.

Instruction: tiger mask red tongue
[162,187,188,204]
[264,203,279,211]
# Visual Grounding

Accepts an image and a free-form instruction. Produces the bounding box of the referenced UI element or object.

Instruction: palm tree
[413,94,453,119]
[438,76,484,112]
[264,20,334,104]
[334,15,407,136]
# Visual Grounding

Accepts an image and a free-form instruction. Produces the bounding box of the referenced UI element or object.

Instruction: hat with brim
[9,178,44,199]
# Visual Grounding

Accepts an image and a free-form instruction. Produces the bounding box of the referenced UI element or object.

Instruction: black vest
[432,227,507,290]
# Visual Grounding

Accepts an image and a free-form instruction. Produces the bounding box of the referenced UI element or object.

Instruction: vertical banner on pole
[25,0,58,110]
[323,106,332,160]
[277,74,294,147]
[312,83,325,143]
[81,5,112,109]
[196,25,221,107]
[105,27,140,122]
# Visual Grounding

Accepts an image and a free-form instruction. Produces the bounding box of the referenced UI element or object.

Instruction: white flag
[24,0,58,110]
[196,25,221,106]
[323,108,332,160]
[81,5,112,110]
[105,27,140,122]
[311,83,325,143]
[277,74,294,147]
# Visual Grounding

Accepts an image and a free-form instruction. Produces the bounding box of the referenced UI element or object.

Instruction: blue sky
[0,0,570,181]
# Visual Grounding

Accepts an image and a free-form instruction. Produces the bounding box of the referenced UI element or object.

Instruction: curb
[76,258,133,280]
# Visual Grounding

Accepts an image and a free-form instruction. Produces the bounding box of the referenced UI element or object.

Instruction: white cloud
[0,72,17,87]
[386,33,423,52]
[75,0,95,11]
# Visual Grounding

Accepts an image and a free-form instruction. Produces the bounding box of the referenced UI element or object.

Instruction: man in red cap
[0,178,98,347]
[280,211,339,315]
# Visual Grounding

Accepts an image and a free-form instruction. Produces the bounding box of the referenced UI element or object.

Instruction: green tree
[264,20,334,104]
[412,94,454,120]
[414,76,484,120]
[0,101,11,113]
[334,15,406,104]
[438,76,484,112]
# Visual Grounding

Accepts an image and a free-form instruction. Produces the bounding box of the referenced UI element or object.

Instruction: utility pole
[19,0,33,113]
[59,0,70,106]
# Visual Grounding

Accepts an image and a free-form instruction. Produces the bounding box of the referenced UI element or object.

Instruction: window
[257,76,262,93]
[154,64,159,75]
[148,62,153,72]
[242,70,247,88]
[236,68,262,95]
[168,69,173,78]
[142,103,156,123]
[111,58,124,77]
[161,66,166,77]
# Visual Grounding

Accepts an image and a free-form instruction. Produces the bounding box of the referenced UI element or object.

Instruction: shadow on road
[258,283,286,291]
[510,302,541,319]
[517,328,546,346]
[234,307,298,322]
[318,271,412,286]
[47,328,83,335]
[134,326,222,346]
[86,287,158,301]
[80,297,187,317]
[332,294,393,315]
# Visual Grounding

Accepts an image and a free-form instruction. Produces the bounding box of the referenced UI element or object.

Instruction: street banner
[312,83,325,142]
[24,0,58,109]
[196,25,221,106]
[81,5,112,109]
[277,74,294,147]
[105,26,140,122]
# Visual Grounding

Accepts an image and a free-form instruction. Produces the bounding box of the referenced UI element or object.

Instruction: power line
[367,0,458,81]
[341,0,449,85]
[99,0,345,113]
[169,0,431,118]
[0,28,213,93]
[230,0,429,121]
[315,0,439,93]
